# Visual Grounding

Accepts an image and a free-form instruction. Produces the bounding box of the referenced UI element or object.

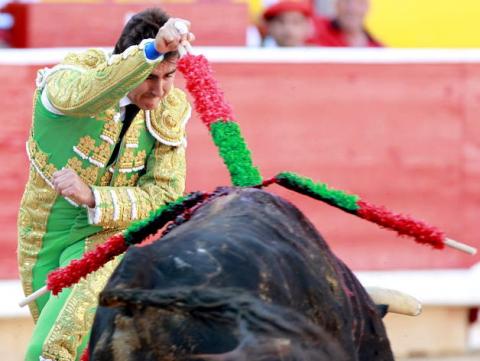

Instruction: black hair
[113,7,176,58]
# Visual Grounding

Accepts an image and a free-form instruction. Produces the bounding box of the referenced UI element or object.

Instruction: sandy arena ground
[400,354,480,361]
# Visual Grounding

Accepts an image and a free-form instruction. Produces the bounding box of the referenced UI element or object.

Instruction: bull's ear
[99,289,147,308]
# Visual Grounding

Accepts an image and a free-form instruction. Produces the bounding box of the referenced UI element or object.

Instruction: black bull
[89,188,394,361]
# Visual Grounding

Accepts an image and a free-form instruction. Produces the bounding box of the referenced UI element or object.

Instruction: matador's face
[128,57,178,110]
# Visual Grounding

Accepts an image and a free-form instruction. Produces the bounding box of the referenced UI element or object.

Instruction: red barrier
[1,57,479,279]
[4,2,248,47]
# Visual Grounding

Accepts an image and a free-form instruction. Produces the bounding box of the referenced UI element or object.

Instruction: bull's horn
[365,287,422,317]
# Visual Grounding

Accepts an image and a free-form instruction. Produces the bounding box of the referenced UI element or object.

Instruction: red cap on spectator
[263,1,313,21]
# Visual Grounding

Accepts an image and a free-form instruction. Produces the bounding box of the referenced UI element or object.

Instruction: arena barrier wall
[3,2,248,48]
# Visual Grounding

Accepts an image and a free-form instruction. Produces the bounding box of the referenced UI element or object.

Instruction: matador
[17,8,194,361]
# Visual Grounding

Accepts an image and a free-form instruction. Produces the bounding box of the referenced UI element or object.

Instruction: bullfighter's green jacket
[18,40,190,361]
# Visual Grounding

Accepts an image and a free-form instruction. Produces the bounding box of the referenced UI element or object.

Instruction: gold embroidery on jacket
[19,91,59,321]
[27,140,59,181]
[113,173,128,186]
[130,173,140,185]
[117,189,131,223]
[63,49,107,69]
[18,168,58,321]
[69,108,120,168]
[99,170,113,186]
[84,166,99,185]
[116,116,147,173]
[118,148,135,170]
[151,144,187,204]
[46,46,154,117]
[118,143,186,223]
[125,122,141,147]
[100,118,122,145]
[148,89,188,144]
[134,150,146,169]
[100,191,115,226]
[135,192,151,220]
[90,142,111,167]
[29,137,106,186]
[113,173,140,187]
[42,230,122,361]
[73,136,96,159]
[66,158,99,185]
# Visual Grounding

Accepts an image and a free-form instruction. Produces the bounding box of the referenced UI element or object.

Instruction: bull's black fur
[89,187,394,361]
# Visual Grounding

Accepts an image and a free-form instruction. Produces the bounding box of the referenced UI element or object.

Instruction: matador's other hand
[154,18,195,54]
[52,168,95,208]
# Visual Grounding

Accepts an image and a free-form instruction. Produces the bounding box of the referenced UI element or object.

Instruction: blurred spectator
[311,0,382,47]
[260,1,314,47]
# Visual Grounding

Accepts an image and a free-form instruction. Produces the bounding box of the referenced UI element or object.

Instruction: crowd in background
[254,0,381,47]
[0,0,381,48]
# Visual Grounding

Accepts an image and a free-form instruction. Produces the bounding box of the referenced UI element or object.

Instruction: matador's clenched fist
[53,168,95,208]
[155,18,195,54]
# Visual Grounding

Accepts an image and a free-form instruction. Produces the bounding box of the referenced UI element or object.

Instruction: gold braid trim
[135,190,152,220]
[100,109,122,144]
[93,188,115,228]
[103,190,116,227]
[42,230,122,361]
[18,168,58,321]
[117,148,135,170]
[125,119,142,147]
[99,170,113,186]
[117,189,131,224]
[27,140,58,183]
